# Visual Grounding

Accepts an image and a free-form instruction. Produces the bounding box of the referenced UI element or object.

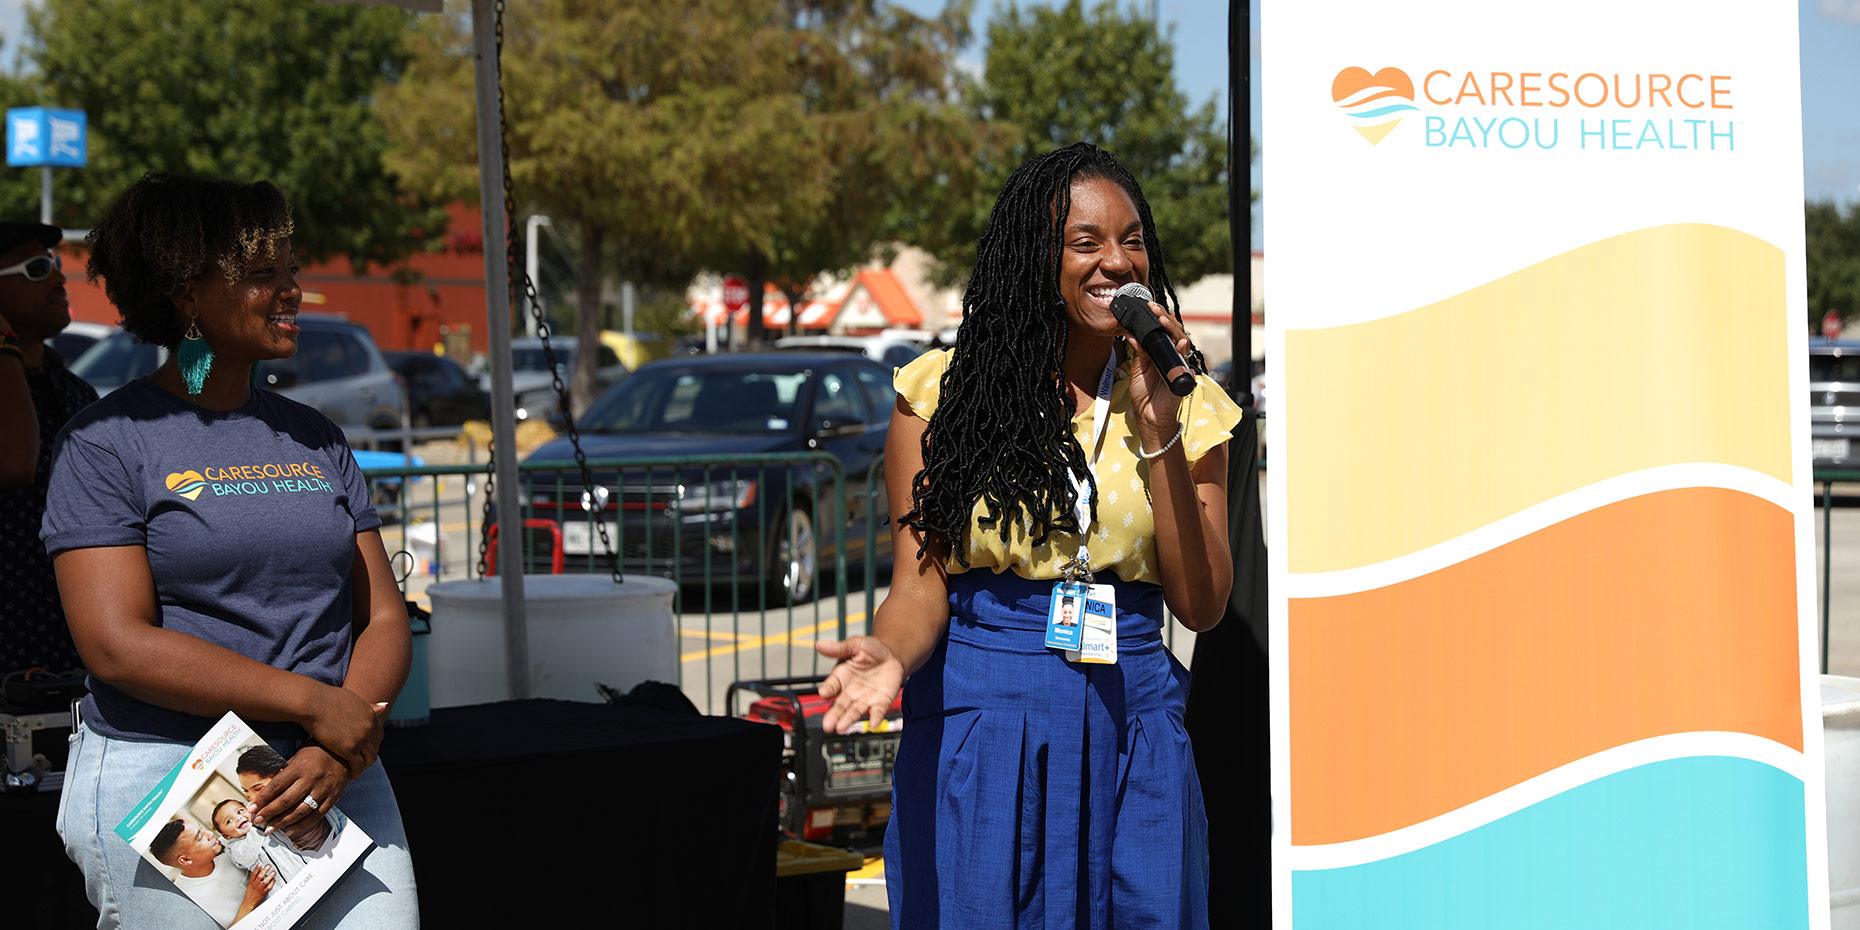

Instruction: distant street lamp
[525,214,551,337]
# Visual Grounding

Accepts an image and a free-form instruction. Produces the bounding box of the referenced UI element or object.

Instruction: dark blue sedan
[517,352,895,605]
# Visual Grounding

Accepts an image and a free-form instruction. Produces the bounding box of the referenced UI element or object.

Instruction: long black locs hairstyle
[901,142,1200,564]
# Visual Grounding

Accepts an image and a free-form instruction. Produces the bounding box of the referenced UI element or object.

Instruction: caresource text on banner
[1263,2,1826,928]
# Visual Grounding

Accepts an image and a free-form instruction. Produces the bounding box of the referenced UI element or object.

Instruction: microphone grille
[1113,282,1152,302]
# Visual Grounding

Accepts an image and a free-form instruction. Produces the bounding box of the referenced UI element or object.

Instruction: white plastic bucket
[426,574,679,707]
[1826,674,1860,929]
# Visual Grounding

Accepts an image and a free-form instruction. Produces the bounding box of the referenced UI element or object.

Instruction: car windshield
[580,367,807,433]
[71,332,162,388]
[512,346,574,373]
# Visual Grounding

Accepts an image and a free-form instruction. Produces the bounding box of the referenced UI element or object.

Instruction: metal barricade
[361,452,870,713]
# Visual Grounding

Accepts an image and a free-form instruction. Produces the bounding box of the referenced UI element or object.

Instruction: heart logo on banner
[1332,67,1418,146]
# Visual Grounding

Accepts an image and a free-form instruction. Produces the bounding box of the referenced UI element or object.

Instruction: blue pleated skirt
[884,572,1209,930]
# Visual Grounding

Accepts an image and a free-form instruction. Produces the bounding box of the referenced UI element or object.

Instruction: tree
[745,1,1005,345]
[1807,199,1860,334]
[8,0,443,267]
[381,0,835,411]
[919,0,1230,289]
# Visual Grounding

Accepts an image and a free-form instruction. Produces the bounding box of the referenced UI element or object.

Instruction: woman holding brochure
[43,173,417,928]
[814,142,1243,929]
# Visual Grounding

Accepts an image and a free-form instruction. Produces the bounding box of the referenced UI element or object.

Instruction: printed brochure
[114,712,372,929]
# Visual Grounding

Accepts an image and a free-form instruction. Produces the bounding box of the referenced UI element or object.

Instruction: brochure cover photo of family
[113,713,372,929]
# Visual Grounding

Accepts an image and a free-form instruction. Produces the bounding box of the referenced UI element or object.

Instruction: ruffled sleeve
[894,348,952,421]
[1177,373,1246,465]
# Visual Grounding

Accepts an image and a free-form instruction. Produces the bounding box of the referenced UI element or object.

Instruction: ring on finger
[302,794,320,811]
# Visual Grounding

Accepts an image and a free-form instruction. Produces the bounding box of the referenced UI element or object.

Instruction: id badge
[1045,581,1088,651]
[1066,584,1118,665]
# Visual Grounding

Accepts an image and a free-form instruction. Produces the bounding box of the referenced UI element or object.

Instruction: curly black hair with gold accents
[85,172,295,349]
[901,141,1198,564]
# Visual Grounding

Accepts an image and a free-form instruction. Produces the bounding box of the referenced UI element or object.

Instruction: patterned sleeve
[1177,373,1247,465]
[893,348,952,421]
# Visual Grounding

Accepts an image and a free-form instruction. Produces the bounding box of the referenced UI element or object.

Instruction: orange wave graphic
[1289,487,1801,846]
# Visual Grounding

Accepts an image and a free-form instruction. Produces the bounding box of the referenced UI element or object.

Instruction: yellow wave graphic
[1286,224,1788,573]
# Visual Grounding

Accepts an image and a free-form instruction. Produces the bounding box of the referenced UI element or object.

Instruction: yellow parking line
[678,628,756,643]
[680,613,864,663]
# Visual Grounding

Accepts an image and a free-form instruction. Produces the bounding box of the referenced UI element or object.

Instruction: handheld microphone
[1110,283,1196,397]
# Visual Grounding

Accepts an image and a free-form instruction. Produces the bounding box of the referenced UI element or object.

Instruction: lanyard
[1063,351,1118,583]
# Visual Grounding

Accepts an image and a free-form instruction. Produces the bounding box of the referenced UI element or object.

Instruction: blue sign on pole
[6,107,87,168]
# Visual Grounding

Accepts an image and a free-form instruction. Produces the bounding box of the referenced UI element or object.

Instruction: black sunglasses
[0,252,60,282]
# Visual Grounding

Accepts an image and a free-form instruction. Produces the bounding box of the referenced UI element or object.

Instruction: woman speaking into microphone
[815,142,1244,929]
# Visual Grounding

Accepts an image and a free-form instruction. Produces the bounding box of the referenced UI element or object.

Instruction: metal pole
[524,214,550,337]
[471,0,530,700]
[1825,480,1834,675]
[40,166,51,225]
[1229,0,1251,383]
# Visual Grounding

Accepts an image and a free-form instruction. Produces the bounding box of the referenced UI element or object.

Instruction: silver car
[70,313,403,433]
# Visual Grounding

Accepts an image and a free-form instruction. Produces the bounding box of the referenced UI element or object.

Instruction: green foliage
[382,0,827,288]
[632,286,703,342]
[759,1,1004,331]
[919,0,1230,289]
[10,0,443,267]
[1808,199,1860,334]
[382,0,993,359]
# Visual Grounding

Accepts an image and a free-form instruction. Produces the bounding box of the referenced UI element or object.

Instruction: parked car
[48,320,113,363]
[1813,340,1860,469]
[516,352,894,605]
[773,333,926,370]
[69,313,404,434]
[488,336,629,422]
[384,351,491,427]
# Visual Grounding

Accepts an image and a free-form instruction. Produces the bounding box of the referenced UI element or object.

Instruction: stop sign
[721,274,749,312]
[1826,310,1844,342]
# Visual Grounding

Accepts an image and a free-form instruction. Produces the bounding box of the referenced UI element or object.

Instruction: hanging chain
[476,0,621,583]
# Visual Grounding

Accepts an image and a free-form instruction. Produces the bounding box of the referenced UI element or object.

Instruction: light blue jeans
[56,722,420,929]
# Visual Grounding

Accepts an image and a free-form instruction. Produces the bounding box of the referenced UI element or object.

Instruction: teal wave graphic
[1346,103,1419,120]
[1293,756,1809,929]
[175,480,206,495]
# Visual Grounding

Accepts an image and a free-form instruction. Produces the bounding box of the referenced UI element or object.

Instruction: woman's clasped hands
[249,685,388,842]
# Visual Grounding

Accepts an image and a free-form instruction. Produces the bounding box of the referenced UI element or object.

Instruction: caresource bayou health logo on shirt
[1330,65,1739,152]
[165,462,334,501]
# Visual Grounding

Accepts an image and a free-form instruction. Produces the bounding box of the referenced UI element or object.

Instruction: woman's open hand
[814,636,905,735]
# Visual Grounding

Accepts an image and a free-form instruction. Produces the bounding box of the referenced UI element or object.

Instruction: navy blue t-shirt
[41,378,381,743]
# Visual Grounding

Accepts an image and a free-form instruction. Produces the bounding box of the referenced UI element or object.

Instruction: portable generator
[728,675,904,853]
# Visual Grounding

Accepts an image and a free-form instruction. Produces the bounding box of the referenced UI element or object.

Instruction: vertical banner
[1263,2,1827,927]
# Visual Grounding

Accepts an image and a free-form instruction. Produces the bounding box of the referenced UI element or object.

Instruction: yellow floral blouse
[894,347,1245,584]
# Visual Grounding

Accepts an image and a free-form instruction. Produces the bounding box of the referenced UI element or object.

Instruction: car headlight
[671,478,757,513]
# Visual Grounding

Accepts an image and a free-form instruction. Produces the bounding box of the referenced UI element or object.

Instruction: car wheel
[768,505,817,606]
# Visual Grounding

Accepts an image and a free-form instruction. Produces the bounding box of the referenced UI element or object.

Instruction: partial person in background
[0,219,95,679]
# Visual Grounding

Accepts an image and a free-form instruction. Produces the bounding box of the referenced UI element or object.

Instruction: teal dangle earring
[178,317,214,395]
